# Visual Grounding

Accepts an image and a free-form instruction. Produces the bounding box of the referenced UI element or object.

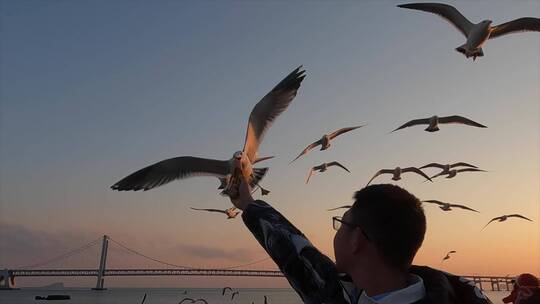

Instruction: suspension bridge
[0,235,520,291]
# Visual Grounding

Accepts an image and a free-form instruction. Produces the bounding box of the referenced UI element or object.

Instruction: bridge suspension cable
[15,237,102,269]
[108,237,276,270]
[107,237,193,269]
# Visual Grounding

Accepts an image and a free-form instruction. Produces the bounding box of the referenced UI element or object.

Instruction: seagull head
[233,151,243,160]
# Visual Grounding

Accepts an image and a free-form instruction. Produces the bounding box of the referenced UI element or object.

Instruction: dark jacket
[242,200,494,304]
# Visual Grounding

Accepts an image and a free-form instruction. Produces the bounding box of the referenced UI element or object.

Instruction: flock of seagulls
[174,287,270,304]
[110,2,538,275]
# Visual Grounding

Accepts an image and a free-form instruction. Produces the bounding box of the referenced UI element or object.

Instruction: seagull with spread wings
[483,214,533,229]
[431,168,486,179]
[422,200,479,213]
[291,125,365,163]
[111,67,305,196]
[190,207,240,219]
[420,162,478,176]
[367,167,432,185]
[398,2,540,60]
[306,161,350,184]
[392,115,486,133]
[442,250,457,262]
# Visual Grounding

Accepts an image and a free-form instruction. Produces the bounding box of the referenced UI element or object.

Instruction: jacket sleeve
[242,200,351,304]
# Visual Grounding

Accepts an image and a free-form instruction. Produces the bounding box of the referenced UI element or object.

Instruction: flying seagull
[291,125,365,163]
[442,250,457,262]
[398,3,540,60]
[483,214,532,229]
[422,200,479,213]
[367,167,432,185]
[431,168,486,179]
[111,67,305,196]
[190,207,240,219]
[327,205,353,211]
[392,115,486,132]
[231,291,240,300]
[306,161,350,184]
[420,162,478,176]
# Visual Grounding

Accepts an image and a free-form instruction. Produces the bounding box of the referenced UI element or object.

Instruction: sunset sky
[1,0,538,288]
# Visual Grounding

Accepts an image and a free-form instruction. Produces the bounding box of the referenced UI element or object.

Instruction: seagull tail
[250,167,269,188]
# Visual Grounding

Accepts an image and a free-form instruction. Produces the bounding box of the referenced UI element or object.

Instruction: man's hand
[229,175,254,211]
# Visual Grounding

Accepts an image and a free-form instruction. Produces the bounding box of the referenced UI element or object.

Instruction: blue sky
[1,0,539,287]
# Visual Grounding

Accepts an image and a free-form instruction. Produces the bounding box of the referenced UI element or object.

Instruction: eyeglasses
[332,216,371,240]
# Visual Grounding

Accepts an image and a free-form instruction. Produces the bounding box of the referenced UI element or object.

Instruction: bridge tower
[92,235,109,290]
[0,269,17,290]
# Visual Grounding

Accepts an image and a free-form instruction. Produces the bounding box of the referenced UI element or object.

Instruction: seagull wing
[450,162,478,169]
[290,139,323,163]
[367,169,394,185]
[397,3,473,37]
[422,200,446,206]
[222,287,233,295]
[403,167,433,182]
[507,214,533,222]
[328,125,365,140]
[327,205,353,211]
[482,217,501,230]
[243,66,306,162]
[419,163,445,169]
[391,118,431,132]
[327,161,351,172]
[190,207,227,214]
[438,115,487,128]
[456,168,486,173]
[111,157,231,191]
[448,250,457,254]
[306,168,316,184]
[490,17,540,39]
[450,203,479,213]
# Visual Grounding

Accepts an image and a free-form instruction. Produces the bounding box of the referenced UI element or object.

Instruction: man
[503,273,540,304]
[230,173,493,304]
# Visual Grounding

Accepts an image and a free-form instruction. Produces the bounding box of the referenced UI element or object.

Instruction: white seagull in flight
[111,67,305,196]
[367,167,432,185]
[291,125,365,163]
[398,2,540,60]
[392,115,486,133]
[306,161,350,184]
[483,214,532,230]
[422,200,479,213]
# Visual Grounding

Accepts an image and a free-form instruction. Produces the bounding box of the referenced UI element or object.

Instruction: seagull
[291,125,365,163]
[222,287,233,296]
[190,207,240,219]
[442,250,457,262]
[111,67,305,196]
[422,200,479,213]
[327,205,353,211]
[392,115,486,132]
[397,3,540,60]
[483,214,533,229]
[420,162,478,176]
[231,291,240,300]
[179,298,196,304]
[367,167,432,185]
[431,168,486,179]
[306,161,350,184]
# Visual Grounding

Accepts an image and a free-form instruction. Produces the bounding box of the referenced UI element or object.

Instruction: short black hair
[350,184,426,272]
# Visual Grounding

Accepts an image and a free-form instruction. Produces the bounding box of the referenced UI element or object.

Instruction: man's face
[333,210,356,272]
